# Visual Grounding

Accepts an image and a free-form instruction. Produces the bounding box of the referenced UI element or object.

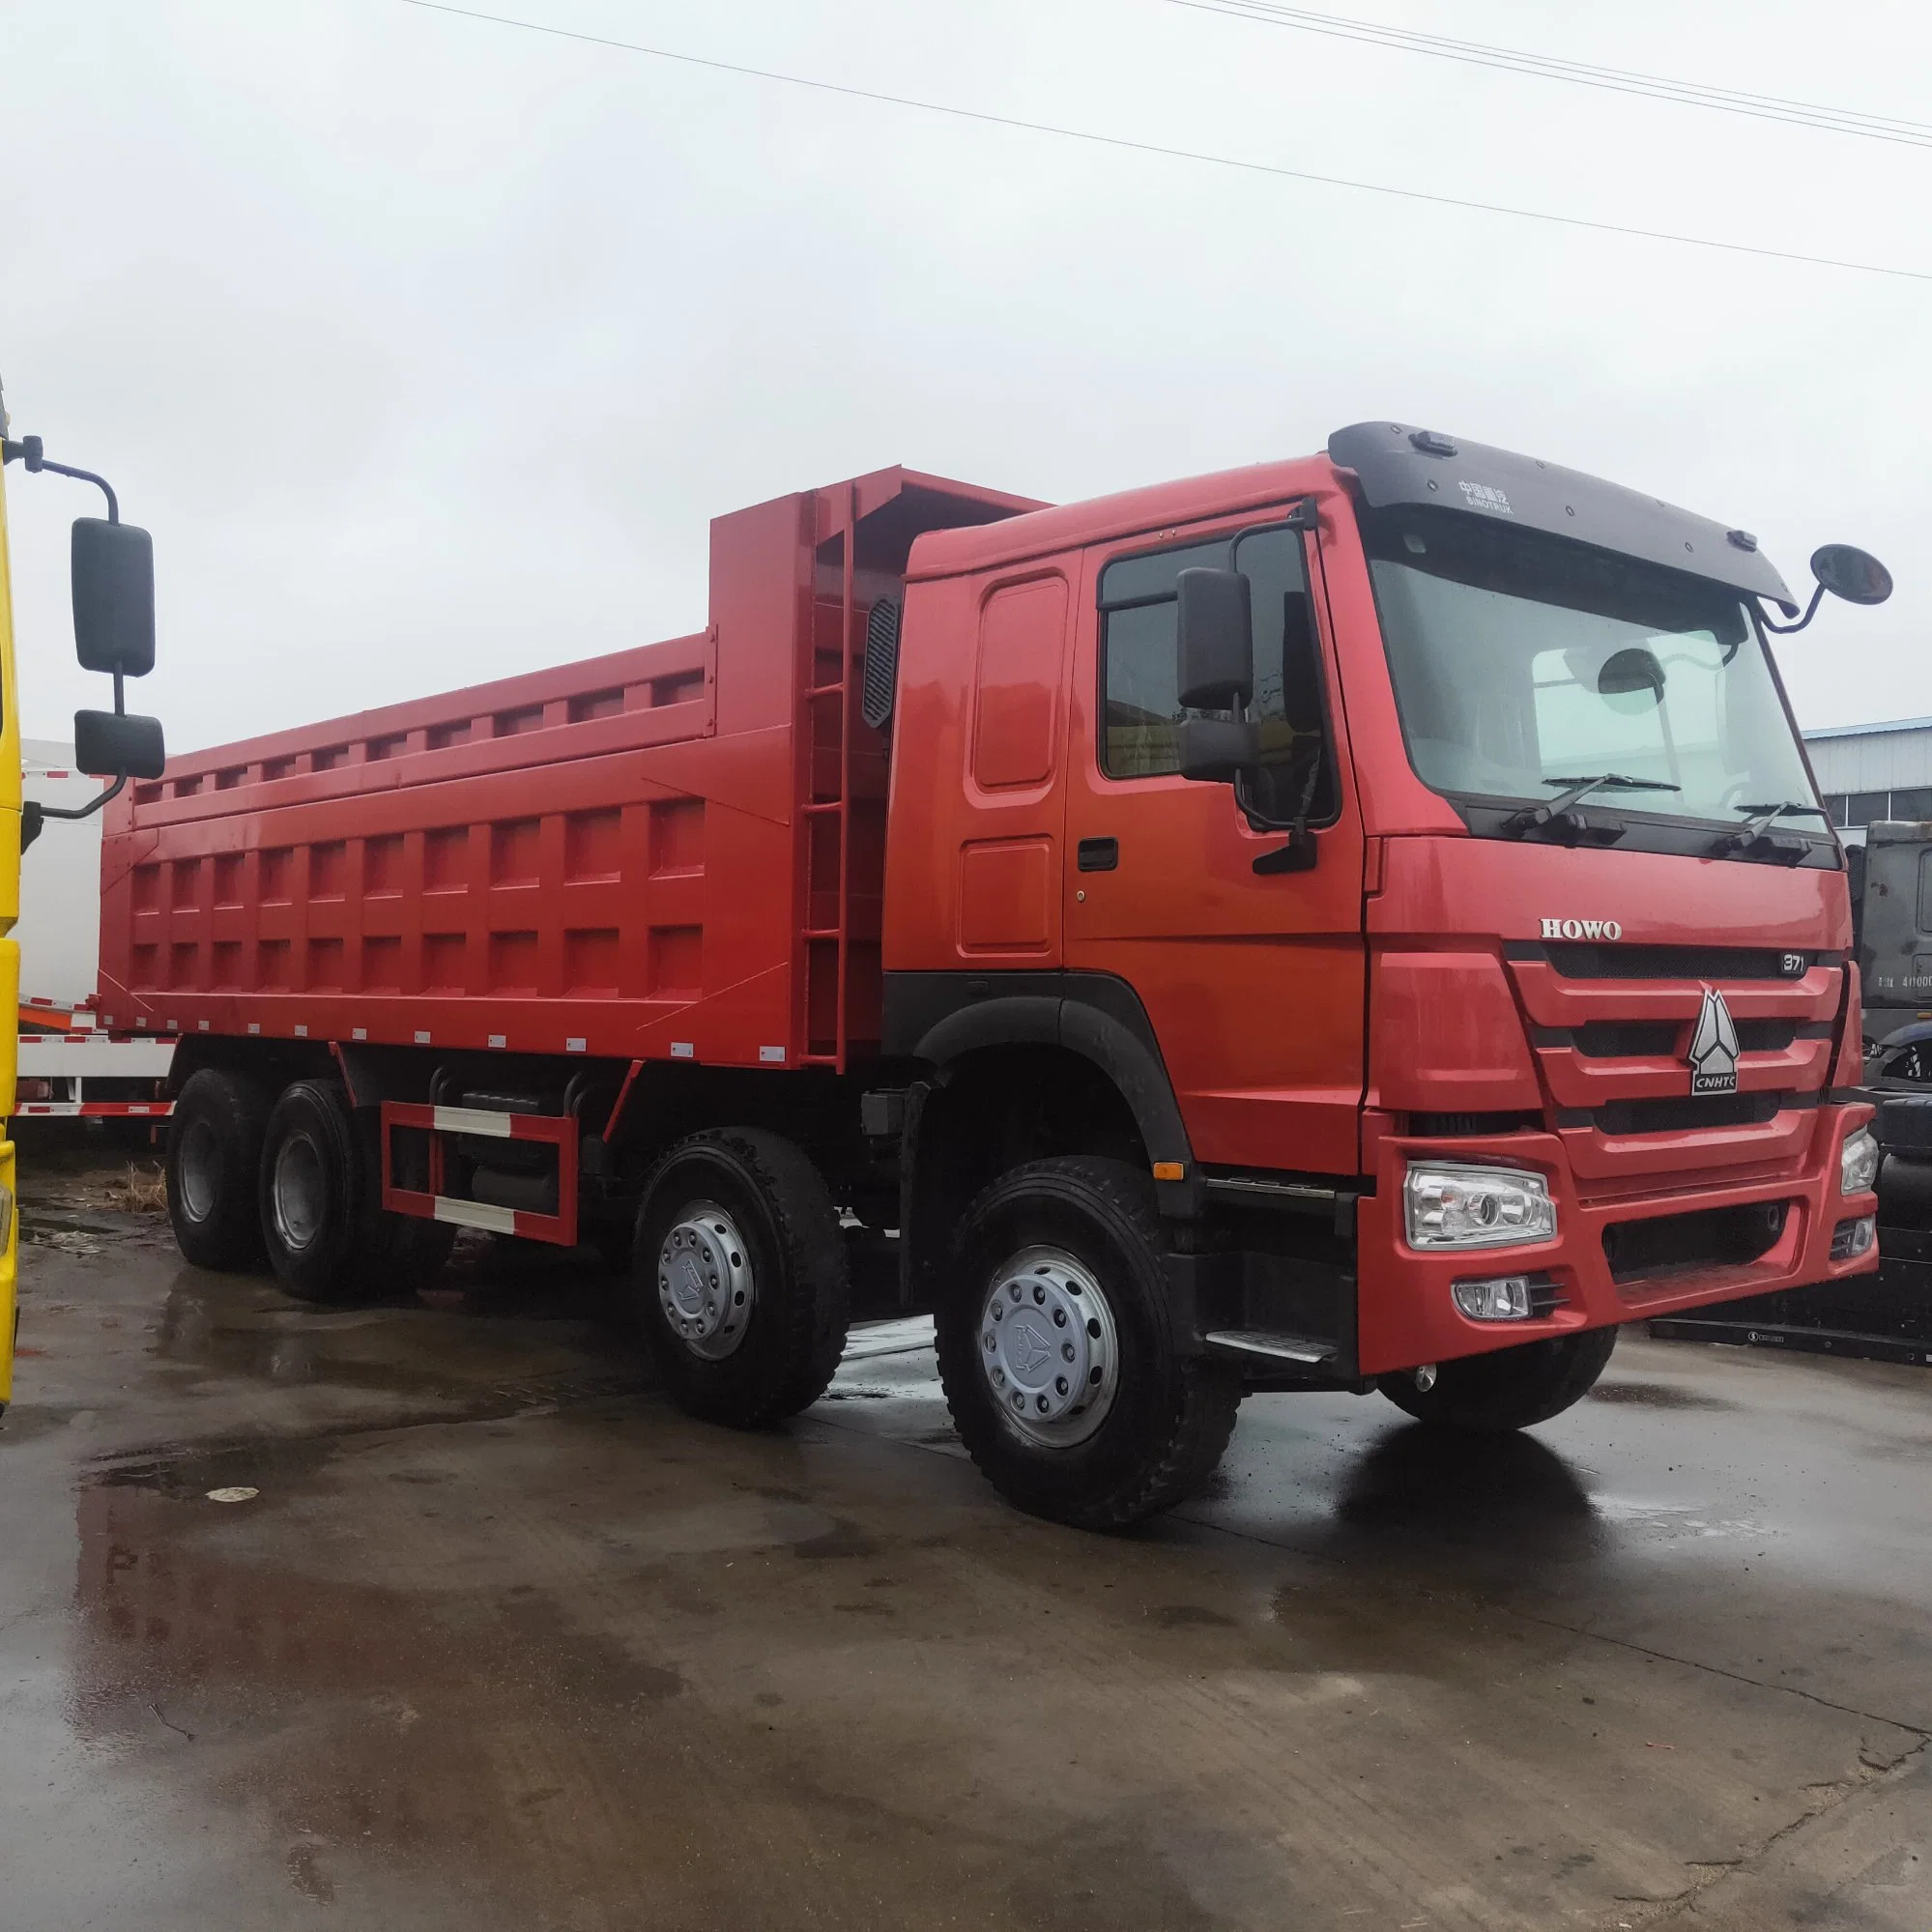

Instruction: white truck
[13,739,173,1124]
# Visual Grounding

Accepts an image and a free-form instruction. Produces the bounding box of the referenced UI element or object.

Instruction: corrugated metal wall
[1803,721,1932,845]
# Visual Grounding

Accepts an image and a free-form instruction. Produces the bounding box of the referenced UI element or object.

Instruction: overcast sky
[3,0,1927,755]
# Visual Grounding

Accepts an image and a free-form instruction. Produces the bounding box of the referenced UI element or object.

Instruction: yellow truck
[0,382,165,1415]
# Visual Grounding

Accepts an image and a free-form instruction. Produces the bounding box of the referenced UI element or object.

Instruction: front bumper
[1355,1102,1878,1375]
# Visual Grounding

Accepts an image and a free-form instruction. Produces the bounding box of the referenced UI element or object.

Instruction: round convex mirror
[1810,544,1893,607]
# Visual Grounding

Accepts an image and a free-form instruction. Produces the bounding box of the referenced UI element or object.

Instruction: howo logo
[1687,986,1741,1096]
[1541,917,1624,941]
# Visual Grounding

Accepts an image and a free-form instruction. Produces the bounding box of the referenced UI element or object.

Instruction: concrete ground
[2,1162,1928,1931]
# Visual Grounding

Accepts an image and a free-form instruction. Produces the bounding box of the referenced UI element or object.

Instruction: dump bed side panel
[99,466,1039,1073]
[100,623,804,1070]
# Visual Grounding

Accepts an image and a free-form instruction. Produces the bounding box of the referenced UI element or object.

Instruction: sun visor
[1328,421,1799,614]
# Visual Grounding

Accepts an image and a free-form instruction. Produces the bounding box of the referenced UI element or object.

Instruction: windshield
[1364,507,1820,829]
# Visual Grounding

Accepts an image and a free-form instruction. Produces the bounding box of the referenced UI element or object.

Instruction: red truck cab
[877,423,1877,1482]
[123,422,1886,1529]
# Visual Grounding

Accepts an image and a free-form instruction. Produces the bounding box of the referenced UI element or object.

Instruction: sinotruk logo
[1688,987,1741,1096]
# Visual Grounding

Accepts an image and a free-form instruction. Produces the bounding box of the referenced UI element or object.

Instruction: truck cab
[880,422,1879,1431]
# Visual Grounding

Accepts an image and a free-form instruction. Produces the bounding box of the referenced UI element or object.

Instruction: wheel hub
[271,1133,326,1253]
[178,1118,219,1223]
[978,1245,1118,1447]
[658,1202,754,1360]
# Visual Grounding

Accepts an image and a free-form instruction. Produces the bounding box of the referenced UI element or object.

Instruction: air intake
[861,597,902,732]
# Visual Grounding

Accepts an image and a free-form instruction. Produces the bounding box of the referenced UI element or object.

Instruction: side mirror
[1811,543,1892,607]
[1176,568,1254,709]
[1177,717,1259,784]
[72,518,156,677]
[74,708,166,780]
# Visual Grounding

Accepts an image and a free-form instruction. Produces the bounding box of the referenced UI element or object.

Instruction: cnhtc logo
[1687,986,1740,1096]
[1541,917,1624,940]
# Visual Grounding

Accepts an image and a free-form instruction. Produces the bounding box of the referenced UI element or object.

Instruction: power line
[1170,1,1932,149]
[395,0,1932,284]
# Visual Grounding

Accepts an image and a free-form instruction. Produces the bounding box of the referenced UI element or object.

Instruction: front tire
[1378,1326,1619,1432]
[167,1067,273,1269]
[632,1129,851,1428]
[936,1158,1241,1532]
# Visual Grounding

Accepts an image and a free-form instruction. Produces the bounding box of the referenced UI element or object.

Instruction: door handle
[1077,837,1119,873]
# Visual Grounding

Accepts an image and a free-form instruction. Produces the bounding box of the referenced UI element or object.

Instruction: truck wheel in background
[1377,1325,1619,1432]
[632,1128,851,1428]
[258,1079,451,1302]
[166,1067,274,1269]
[935,1158,1241,1532]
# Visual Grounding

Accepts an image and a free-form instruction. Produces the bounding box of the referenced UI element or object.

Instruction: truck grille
[1569,1019,1802,1059]
[1529,941,1814,981]
[1506,943,1843,1182]
[1583,1091,1790,1136]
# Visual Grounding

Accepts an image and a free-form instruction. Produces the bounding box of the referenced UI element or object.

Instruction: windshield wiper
[1714,799,1829,854]
[1503,772,1681,836]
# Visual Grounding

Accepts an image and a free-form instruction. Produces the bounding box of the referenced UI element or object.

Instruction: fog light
[1405,1163,1556,1249]
[1831,1215,1876,1260]
[1840,1127,1879,1197]
[1452,1275,1536,1321]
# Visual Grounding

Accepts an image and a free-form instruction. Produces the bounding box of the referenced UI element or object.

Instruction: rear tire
[936,1157,1241,1532]
[166,1067,273,1270]
[259,1081,454,1303]
[1377,1325,1619,1432]
[632,1129,851,1428]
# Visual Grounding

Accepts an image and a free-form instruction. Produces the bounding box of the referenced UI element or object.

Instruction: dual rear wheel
[165,1068,453,1302]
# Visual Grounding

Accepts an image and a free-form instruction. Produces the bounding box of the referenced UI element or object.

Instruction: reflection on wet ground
[2,1201,1929,1931]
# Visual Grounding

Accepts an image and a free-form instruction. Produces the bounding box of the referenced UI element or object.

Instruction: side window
[1097,524,1336,822]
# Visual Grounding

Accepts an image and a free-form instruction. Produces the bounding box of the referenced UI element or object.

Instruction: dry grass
[101,1162,169,1214]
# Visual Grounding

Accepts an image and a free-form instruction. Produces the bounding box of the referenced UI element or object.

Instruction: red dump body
[98,467,1038,1069]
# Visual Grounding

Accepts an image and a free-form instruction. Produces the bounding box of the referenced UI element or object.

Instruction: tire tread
[937,1156,1240,1531]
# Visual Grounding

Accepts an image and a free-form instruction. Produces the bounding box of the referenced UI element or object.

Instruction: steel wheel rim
[271,1133,327,1253]
[178,1118,219,1223]
[977,1244,1119,1448]
[658,1200,755,1360]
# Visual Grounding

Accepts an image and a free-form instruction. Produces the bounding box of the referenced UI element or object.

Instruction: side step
[1202,1330,1338,1369]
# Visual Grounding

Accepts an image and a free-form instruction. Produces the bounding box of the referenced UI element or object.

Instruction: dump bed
[98,469,1037,1072]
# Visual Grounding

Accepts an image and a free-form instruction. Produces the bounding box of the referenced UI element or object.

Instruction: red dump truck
[105,424,1893,1527]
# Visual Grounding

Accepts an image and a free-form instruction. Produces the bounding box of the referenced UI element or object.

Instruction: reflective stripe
[431,1197,516,1234]
[430,1106,514,1138]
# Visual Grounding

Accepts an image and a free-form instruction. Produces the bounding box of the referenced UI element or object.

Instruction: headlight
[1840,1127,1880,1197]
[1404,1163,1557,1250]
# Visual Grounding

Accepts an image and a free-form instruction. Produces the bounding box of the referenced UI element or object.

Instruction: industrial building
[1804,718,1932,846]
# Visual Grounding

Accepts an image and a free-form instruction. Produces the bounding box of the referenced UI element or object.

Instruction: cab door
[1062,513,1367,1176]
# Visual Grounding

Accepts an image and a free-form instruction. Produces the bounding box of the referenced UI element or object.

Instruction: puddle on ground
[147,1275,651,1408]
[1589,1380,1738,1412]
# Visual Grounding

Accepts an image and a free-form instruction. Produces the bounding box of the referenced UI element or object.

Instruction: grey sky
[3,0,1926,754]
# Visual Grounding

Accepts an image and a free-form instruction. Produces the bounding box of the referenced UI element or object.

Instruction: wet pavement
[2,1179,1929,1929]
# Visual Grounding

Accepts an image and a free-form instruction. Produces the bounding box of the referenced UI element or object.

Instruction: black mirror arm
[1,436,120,522]
[1760,584,1826,635]
[1242,744,1324,876]
[32,773,130,827]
